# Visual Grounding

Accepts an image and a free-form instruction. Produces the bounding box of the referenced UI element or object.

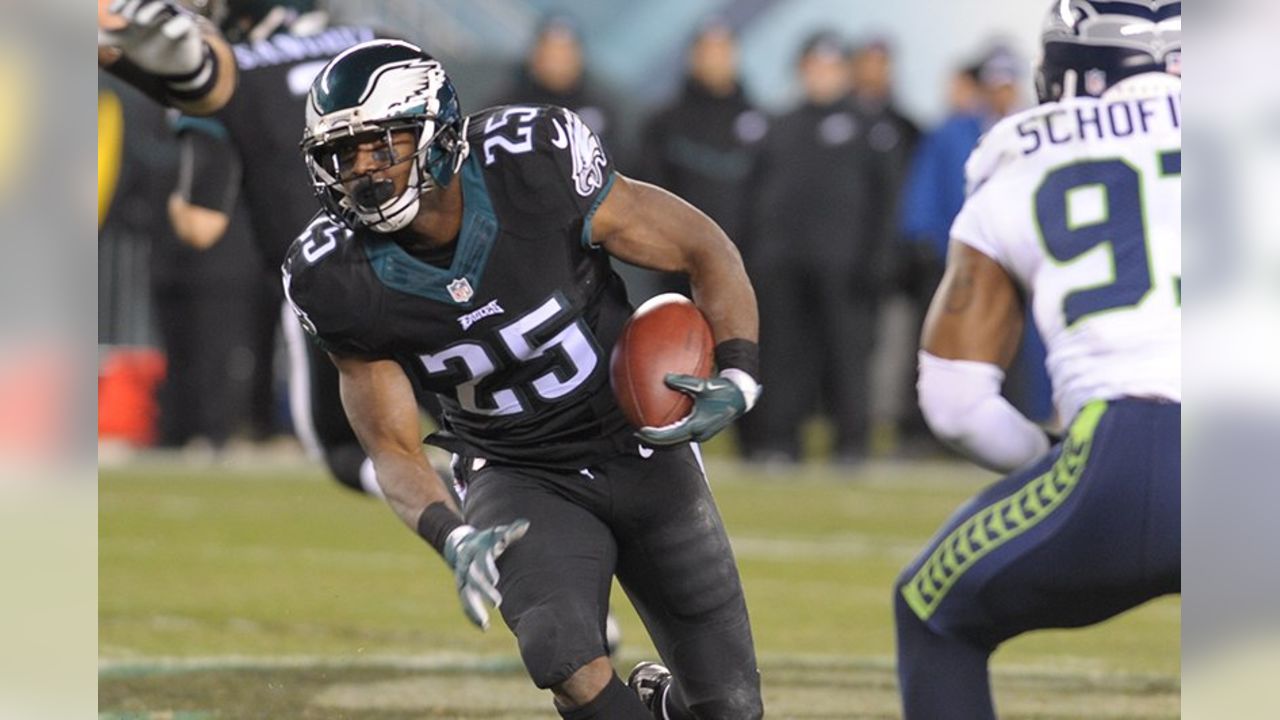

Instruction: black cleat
[627,661,672,717]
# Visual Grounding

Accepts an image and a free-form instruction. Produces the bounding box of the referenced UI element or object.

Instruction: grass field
[99,456,1179,719]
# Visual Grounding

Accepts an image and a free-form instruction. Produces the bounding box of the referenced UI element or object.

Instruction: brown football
[610,293,715,429]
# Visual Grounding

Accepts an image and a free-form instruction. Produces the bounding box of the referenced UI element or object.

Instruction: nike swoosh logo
[638,444,654,459]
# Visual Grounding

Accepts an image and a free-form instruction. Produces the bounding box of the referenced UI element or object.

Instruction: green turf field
[99,458,1178,718]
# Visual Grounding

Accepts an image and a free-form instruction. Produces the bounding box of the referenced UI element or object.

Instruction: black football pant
[461,444,763,720]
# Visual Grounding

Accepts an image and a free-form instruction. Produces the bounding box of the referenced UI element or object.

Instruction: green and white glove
[99,0,208,79]
[442,519,530,630]
[638,369,762,446]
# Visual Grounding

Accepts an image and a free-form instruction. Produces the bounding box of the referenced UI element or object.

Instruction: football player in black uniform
[167,1,393,492]
[283,40,764,720]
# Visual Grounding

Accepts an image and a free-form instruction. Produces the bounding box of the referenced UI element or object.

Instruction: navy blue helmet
[1035,0,1181,103]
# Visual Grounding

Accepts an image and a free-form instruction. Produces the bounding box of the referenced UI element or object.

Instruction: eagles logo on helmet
[300,40,471,233]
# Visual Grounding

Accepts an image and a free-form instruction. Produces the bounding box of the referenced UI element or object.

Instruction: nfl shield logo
[447,277,474,303]
[1084,69,1107,96]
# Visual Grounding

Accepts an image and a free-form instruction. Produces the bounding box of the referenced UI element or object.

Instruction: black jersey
[283,106,636,468]
[175,24,378,269]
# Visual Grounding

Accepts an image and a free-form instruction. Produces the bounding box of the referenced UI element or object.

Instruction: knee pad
[512,602,604,689]
[684,686,763,720]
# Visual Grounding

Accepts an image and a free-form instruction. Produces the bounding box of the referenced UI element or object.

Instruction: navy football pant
[894,398,1180,719]
[462,444,763,720]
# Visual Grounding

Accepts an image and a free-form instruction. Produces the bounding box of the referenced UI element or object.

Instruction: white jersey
[950,89,1181,425]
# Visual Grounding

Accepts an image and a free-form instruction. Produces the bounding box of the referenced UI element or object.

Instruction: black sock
[557,674,653,720]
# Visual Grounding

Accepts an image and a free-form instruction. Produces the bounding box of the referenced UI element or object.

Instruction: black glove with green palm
[637,369,761,446]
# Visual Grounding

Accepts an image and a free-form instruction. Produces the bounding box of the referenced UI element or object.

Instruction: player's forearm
[686,232,759,346]
[917,351,1049,472]
[366,445,465,550]
[366,448,459,536]
[647,187,758,345]
[168,29,236,115]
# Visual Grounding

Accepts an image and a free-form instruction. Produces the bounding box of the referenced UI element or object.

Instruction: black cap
[798,30,850,64]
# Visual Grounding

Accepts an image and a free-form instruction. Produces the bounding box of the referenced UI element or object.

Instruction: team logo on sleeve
[550,110,608,197]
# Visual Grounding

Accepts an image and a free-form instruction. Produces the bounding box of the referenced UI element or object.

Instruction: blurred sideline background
[97,0,1050,463]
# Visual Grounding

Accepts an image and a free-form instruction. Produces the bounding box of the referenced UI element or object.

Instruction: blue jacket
[898,112,984,256]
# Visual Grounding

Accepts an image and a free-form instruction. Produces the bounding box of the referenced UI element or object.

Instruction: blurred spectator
[744,31,893,465]
[100,71,260,451]
[638,18,766,248]
[635,17,769,456]
[498,13,620,155]
[850,37,921,175]
[896,44,1051,451]
[635,20,766,273]
[168,3,406,492]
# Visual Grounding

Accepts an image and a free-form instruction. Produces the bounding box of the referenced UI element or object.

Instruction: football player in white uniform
[893,2,1181,717]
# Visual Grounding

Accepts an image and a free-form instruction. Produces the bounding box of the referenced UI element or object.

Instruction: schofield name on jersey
[458,300,505,330]
[1017,93,1181,156]
[233,26,376,71]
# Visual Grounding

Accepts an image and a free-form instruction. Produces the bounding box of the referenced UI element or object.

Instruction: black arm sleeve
[102,57,169,107]
[173,119,240,213]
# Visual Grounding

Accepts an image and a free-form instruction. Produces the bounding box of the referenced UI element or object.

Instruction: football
[610,293,715,429]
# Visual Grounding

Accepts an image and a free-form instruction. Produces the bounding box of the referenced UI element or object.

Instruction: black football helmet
[300,40,469,233]
[1035,0,1181,103]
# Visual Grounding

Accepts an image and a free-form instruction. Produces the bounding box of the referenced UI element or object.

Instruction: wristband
[416,502,465,555]
[714,339,760,382]
[164,47,218,102]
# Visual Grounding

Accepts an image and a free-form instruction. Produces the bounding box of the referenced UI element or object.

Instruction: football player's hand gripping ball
[443,519,531,630]
[637,371,757,446]
[98,0,206,78]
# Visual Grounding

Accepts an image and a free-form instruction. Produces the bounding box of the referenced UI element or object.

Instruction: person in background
[638,18,767,249]
[499,13,619,154]
[745,31,892,465]
[850,37,921,178]
[896,45,1050,452]
[166,0,396,488]
[635,18,769,457]
[100,71,259,453]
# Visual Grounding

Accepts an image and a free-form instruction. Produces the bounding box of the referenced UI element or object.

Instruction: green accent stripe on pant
[902,401,1109,622]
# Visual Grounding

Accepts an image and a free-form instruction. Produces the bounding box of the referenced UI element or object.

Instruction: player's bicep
[331,353,426,461]
[590,173,712,273]
[921,241,1024,368]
